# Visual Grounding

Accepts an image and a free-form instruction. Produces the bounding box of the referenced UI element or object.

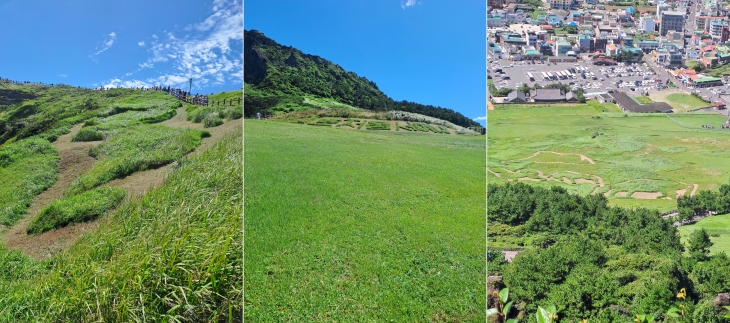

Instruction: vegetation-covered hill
[244,29,480,128]
[0,80,242,321]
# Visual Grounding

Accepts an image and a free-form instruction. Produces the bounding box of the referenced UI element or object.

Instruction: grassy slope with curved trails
[245,120,485,322]
[0,82,181,145]
[64,125,209,196]
[489,102,730,213]
[0,131,242,322]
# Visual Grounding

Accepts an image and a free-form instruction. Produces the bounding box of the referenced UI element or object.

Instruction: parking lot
[489,58,668,95]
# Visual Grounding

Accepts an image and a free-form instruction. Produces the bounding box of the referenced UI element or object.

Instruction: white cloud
[59,74,67,78]
[401,0,418,9]
[138,41,145,46]
[473,116,487,121]
[103,0,242,90]
[90,32,117,59]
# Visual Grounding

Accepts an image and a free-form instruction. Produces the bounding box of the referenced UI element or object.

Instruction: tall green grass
[0,138,58,226]
[65,125,208,196]
[27,186,126,234]
[245,121,485,321]
[0,131,242,321]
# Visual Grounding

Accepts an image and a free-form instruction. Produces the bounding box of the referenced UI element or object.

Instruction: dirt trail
[488,168,502,178]
[521,151,596,164]
[2,107,241,259]
[691,184,699,197]
[1,124,100,258]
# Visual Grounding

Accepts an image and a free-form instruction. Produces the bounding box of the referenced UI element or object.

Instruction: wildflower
[677,287,686,300]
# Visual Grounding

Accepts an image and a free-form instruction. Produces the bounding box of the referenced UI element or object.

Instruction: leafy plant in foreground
[488,288,519,323]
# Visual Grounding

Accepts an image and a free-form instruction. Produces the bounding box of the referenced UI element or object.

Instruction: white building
[639,16,656,33]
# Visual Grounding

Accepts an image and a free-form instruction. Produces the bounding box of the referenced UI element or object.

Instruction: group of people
[1,77,211,106]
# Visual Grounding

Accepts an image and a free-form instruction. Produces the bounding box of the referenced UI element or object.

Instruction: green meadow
[488,102,730,213]
[679,213,730,256]
[244,120,485,322]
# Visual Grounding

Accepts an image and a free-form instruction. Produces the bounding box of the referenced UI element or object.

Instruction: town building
[659,11,684,36]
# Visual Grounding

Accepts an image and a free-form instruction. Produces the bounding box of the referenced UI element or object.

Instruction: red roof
[542,25,553,29]
[715,101,726,107]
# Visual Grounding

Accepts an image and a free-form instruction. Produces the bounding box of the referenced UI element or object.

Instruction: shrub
[203,116,224,128]
[72,127,104,142]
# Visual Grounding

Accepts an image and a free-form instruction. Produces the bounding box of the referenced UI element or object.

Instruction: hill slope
[244,29,480,128]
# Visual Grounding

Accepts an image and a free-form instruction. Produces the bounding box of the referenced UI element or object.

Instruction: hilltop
[244,29,480,128]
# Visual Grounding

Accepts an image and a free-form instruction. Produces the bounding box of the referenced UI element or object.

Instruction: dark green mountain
[244,29,480,128]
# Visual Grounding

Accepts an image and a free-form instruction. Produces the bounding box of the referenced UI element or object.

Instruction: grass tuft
[27,186,126,234]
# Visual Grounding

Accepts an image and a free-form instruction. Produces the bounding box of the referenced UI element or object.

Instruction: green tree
[687,229,713,261]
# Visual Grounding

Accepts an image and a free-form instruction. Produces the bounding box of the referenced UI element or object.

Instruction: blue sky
[0,0,242,95]
[245,1,486,126]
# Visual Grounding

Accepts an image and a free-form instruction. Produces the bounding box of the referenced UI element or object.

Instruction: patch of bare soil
[501,168,521,174]
[488,168,502,178]
[562,177,572,184]
[676,189,687,198]
[518,177,540,182]
[614,191,628,197]
[521,151,596,164]
[691,184,699,196]
[604,190,613,197]
[3,107,242,259]
[2,124,100,259]
[632,192,663,199]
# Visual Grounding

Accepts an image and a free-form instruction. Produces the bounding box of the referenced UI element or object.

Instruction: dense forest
[244,29,480,128]
[488,183,730,322]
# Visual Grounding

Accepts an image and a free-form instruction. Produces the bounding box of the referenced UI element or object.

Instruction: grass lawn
[488,101,730,211]
[664,93,711,112]
[245,120,485,322]
[678,213,730,255]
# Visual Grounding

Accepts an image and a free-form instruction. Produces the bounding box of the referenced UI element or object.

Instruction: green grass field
[678,214,730,255]
[245,120,485,322]
[664,93,710,112]
[489,101,730,214]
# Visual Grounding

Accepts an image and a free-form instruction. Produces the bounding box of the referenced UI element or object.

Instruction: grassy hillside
[488,101,730,212]
[244,120,485,321]
[244,30,480,128]
[0,131,241,321]
[0,81,242,321]
[0,81,181,145]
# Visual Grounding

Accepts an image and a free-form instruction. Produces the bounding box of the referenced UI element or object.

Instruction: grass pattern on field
[489,101,730,212]
[244,121,485,322]
[65,125,208,196]
[0,138,58,226]
[0,132,242,321]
